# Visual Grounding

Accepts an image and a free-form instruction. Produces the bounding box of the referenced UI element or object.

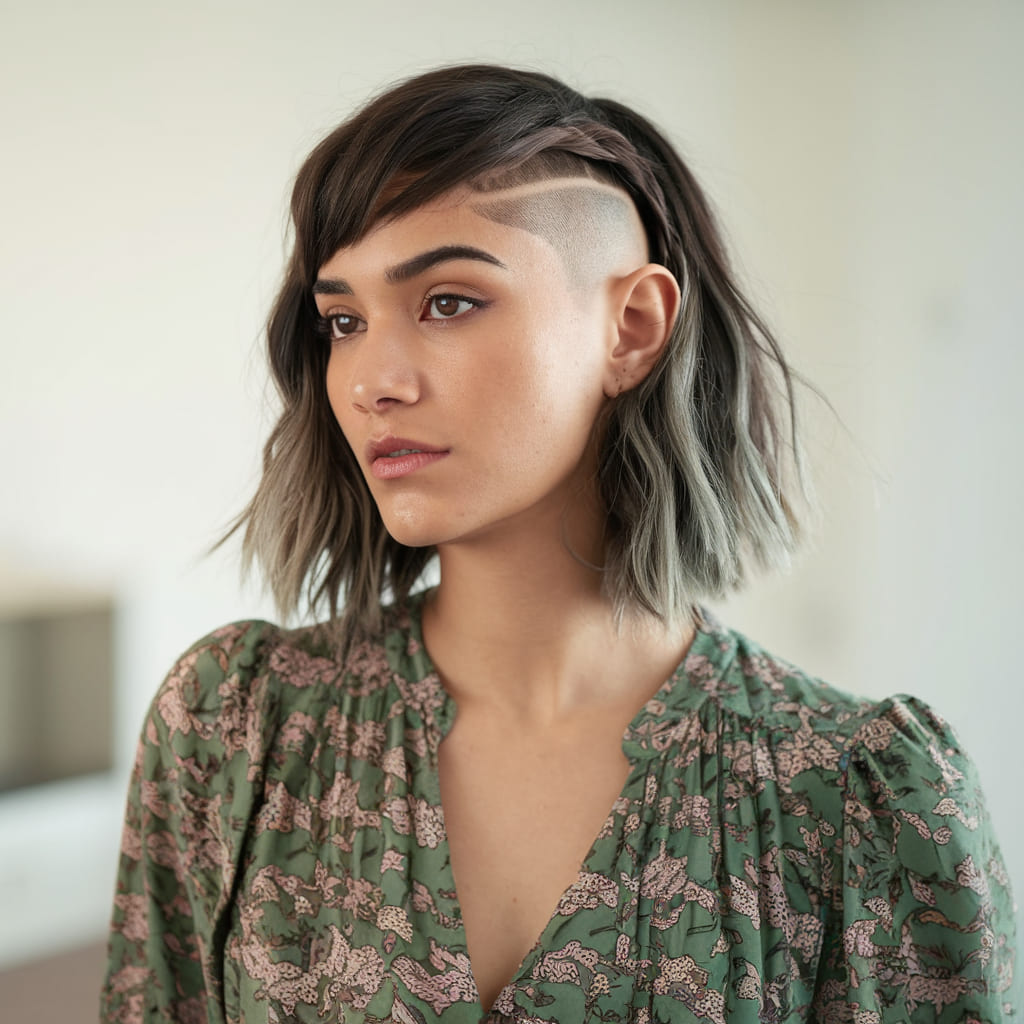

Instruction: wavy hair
[233,64,808,631]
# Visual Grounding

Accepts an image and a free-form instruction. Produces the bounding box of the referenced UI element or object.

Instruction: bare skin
[424,542,693,1010]
[320,177,686,1010]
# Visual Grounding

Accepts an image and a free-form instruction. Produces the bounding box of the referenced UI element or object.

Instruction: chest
[221,690,826,1021]
[436,708,636,1009]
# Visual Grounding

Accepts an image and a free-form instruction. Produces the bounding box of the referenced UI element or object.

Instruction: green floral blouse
[102,593,1016,1022]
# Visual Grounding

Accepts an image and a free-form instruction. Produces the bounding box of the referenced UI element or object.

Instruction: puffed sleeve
[100,621,276,1024]
[812,696,1017,1021]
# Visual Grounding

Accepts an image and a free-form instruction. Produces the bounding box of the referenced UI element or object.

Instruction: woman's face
[314,186,630,553]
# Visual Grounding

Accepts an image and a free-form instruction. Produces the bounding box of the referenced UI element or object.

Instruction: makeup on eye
[316,290,489,342]
[316,311,367,342]
[422,292,488,321]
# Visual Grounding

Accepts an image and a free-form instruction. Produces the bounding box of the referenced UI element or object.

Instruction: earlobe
[605,264,680,397]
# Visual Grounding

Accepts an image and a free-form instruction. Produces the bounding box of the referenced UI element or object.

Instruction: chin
[385,531,440,551]
[378,511,450,550]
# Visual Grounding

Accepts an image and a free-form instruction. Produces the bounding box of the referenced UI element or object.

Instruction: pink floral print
[102,596,1017,1022]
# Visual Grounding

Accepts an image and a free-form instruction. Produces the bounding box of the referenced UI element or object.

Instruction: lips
[367,436,445,461]
[366,436,449,481]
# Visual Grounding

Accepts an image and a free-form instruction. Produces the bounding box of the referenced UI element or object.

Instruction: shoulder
[148,619,333,744]
[698,616,960,767]
[141,614,349,773]
[146,599,432,749]
[695,618,997,840]
[700,621,1017,1011]
[155,619,281,712]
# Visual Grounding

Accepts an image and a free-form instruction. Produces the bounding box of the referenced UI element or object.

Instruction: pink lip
[367,436,449,481]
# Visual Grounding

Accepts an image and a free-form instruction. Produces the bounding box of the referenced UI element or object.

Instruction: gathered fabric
[102,593,1016,1022]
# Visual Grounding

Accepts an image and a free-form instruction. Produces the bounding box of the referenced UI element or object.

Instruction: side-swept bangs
[234,64,807,634]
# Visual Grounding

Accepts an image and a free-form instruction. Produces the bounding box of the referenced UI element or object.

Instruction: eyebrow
[312,244,507,296]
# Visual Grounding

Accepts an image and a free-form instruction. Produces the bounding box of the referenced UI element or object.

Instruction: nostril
[351,391,405,415]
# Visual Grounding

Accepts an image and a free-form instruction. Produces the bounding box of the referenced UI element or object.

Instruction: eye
[423,294,482,321]
[318,312,366,341]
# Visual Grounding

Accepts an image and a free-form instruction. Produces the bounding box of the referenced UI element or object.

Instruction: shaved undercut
[469,177,648,289]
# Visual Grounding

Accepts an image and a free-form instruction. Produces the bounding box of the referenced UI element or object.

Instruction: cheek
[521,321,611,428]
[324,356,371,468]
[324,354,352,432]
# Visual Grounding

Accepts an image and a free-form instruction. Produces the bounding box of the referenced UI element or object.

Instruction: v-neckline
[431,726,649,1015]
[397,590,714,1016]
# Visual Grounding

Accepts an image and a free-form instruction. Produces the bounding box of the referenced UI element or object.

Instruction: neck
[421,524,693,723]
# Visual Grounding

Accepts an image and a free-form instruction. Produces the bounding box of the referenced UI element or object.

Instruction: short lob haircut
[235,64,807,630]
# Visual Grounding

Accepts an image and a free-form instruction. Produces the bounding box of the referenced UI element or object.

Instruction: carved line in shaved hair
[469,180,646,288]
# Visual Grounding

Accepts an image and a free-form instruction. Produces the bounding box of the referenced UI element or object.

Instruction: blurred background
[1,0,1021,1016]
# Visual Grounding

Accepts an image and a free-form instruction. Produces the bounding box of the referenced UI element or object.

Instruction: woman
[102,65,1015,1022]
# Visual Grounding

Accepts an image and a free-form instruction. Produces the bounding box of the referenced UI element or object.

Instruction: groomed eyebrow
[312,244,507,296]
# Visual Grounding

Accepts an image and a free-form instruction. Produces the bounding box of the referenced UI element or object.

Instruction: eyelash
[423,293,485,321]
[315,292,488,343]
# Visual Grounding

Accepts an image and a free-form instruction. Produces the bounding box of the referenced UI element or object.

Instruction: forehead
[316,186,555,277]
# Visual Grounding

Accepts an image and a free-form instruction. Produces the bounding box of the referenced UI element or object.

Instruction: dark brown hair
[235,64,806,631]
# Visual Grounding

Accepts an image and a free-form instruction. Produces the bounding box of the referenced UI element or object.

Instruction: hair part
[230,64,809,634]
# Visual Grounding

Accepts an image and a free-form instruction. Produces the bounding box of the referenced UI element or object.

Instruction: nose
[345,321,422,414]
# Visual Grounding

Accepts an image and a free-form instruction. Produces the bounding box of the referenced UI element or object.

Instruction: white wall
[1,0,1020,969]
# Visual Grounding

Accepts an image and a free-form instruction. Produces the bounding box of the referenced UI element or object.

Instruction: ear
[603,264,681,397]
